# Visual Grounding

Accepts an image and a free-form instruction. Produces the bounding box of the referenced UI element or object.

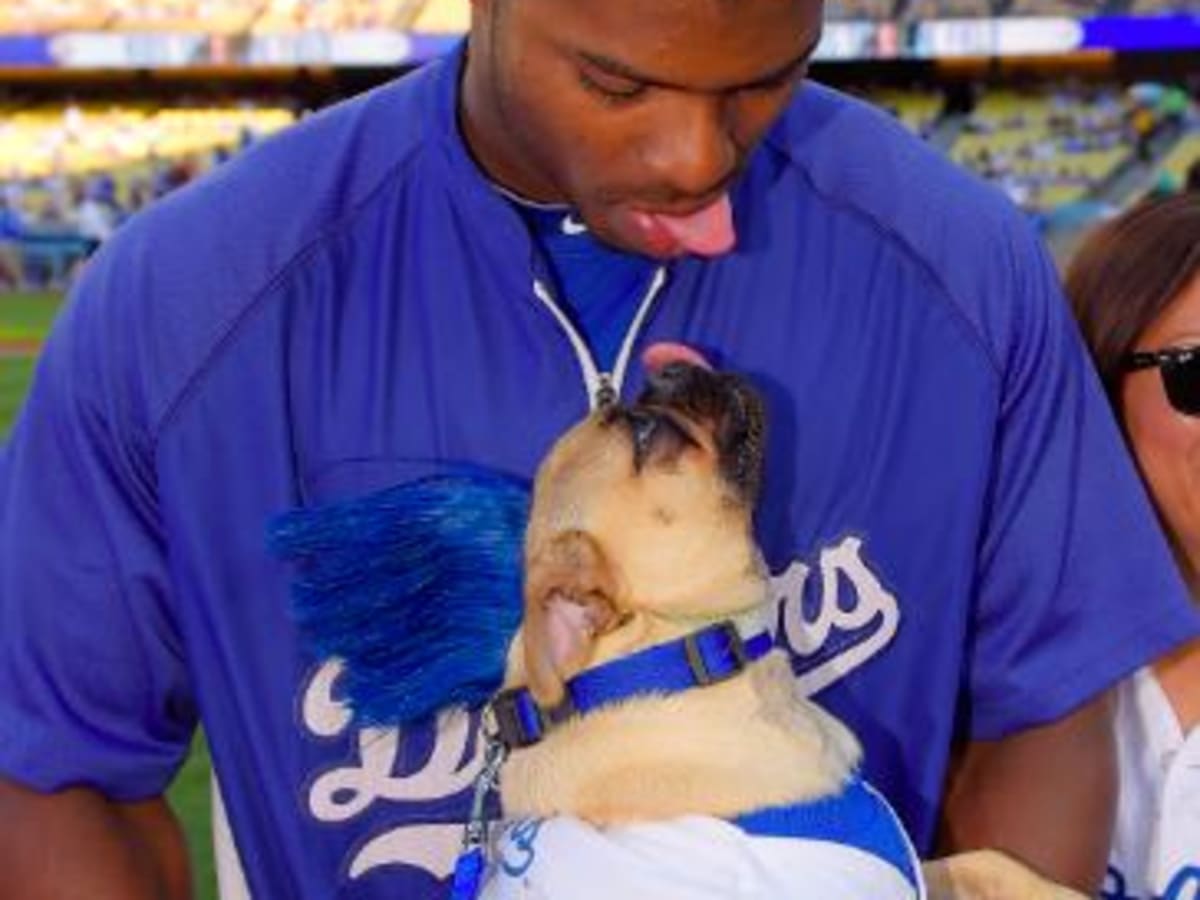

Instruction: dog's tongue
[642,342,711,372]
[646,194,735,257]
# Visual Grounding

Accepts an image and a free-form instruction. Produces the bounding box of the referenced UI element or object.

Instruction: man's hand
[938,691,1116,895]
[924,850,1089,900]
[0,778,192,899]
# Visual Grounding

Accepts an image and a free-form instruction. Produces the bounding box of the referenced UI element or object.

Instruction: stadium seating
[0,7,1190,295]
[0,0,427,34]
[871,88,943,134]
[951,88,1135,212]
[1129,0,1198,12]
[826,0,898,21]
[0,103,294,181]
[254,0,425,32]
[904,0,995,20]
[109,0,259,34]
[0,101,294,288]
[0,0,1151,35]
[1160,131,1200,187]
[409,0,467,34]
[1007,0,1103,16]
[0,0,110,33]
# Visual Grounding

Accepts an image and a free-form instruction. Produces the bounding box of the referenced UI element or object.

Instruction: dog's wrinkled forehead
[603,362,766,503]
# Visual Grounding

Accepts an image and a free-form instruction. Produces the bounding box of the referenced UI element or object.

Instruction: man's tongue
[641,194,735,257]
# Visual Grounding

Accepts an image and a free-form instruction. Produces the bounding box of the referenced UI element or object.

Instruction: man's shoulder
[127,59,441,272]
[764,82,1058,368]
[769,82,1020,243]
[68,60,449,433]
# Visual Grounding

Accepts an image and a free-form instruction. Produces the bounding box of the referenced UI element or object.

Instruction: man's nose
[640,95,737,201]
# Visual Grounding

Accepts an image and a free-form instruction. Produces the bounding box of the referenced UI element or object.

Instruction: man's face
[463,0,823,258]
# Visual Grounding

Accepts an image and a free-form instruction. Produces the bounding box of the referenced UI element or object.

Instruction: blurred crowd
[825,0,1187,21]
[953,82,1198,214]
[1,0,1192,30]
[0,0,426,34]
[0,126,270,292]
[0,80,1196,294]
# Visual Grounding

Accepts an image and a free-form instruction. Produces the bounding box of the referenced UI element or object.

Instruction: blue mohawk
[267,469,531,727]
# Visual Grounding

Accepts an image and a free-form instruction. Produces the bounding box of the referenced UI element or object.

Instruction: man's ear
[523,530,619,708]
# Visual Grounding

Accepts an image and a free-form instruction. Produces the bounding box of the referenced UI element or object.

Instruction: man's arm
[0,778,192,900]
[937,691,1116,895]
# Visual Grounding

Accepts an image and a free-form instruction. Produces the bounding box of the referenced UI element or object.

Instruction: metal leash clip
[449,711,509,900]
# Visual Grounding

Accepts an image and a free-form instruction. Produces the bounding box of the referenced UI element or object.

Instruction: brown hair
[1065,194,1200,401]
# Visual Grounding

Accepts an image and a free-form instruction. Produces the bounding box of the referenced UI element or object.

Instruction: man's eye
[578,69,647,105]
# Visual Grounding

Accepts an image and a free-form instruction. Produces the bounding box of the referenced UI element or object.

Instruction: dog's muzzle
[617,362,767,503]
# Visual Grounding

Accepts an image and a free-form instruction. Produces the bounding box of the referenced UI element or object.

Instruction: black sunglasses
[1124,347,1200,416]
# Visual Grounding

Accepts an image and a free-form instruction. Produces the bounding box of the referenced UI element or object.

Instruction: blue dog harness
[734,777,921,892]
[489,620,773,750]
[451,621,922,899]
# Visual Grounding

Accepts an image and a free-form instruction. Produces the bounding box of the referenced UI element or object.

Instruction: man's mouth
[626,193,737,258]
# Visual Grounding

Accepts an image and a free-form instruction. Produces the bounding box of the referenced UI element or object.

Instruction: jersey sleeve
[965,224,1200,740]
[0,260,196,800]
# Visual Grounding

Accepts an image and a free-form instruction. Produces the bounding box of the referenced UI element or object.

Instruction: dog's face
[520,363,767,707]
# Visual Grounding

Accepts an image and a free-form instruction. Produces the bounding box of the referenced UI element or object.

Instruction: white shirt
[1105,668,1200,900]
[480,783,923,900]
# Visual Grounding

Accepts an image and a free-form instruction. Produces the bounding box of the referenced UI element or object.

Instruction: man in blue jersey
[0,0,1197,896]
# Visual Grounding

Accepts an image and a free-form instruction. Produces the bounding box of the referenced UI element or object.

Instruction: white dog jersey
[481,779,924,899]
[1105,668,1200,900]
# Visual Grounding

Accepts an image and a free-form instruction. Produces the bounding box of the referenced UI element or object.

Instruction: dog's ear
[523,530,619,708]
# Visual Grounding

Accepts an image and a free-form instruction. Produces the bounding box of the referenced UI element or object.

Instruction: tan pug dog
[488,360,1083,900]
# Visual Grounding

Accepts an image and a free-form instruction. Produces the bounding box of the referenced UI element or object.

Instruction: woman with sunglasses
[1066,193,1200,900]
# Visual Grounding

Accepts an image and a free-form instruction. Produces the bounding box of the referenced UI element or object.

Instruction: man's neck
[458,45,562,205]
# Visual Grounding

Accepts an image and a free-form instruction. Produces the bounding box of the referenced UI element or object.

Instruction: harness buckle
[487,689,578,750]
[487,689,544,750]
[683,621,748,687]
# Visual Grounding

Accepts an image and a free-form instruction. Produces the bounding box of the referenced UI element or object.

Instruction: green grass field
[0,291,216,899]
[0,293,59,439]
[0,355,35,434]
[0,291,61,338]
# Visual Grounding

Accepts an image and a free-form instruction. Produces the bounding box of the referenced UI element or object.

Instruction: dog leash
[449,725,508,900]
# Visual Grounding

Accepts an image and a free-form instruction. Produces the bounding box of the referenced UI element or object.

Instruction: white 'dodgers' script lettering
[772,536,900,696]
[302,659,485,881]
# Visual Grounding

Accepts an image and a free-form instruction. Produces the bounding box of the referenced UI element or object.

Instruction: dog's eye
[629,412,659,457]
[625,409,699,472]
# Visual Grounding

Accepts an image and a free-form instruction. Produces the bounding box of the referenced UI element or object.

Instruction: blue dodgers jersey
[1,43,1197,898]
